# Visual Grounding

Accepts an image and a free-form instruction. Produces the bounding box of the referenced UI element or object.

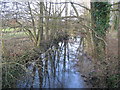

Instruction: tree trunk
[40,2,44,41]
[90,2,109,61]
[118,1,120,82]
[37,2,44,47]
[91,1,111,87]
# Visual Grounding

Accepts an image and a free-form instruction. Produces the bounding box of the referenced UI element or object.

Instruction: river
[17,36,87,88]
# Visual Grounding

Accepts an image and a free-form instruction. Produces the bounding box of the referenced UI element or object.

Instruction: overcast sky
[0,0,90,2]
[0,0,118,2]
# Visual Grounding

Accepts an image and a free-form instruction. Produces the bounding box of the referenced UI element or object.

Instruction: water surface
[17,37,87,88]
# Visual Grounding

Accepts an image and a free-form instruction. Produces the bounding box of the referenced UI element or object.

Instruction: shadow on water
[17,36,87,88]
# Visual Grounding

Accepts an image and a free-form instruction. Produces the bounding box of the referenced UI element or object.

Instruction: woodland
[0,0,120,88]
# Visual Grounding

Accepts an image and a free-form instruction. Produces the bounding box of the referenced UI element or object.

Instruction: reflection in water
[17,37,86,88]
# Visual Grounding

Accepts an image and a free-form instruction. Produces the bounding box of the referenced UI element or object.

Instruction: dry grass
[3,33,34,58]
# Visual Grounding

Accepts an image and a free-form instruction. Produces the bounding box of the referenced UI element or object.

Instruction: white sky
[0,0,90,2]
[0,0,118,2]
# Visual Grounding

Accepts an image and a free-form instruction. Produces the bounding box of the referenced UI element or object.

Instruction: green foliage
[2,63,26,88]
[107,74,120,88]
[2,58,27,88]
[2,28,15,32]
[92,2,111,37]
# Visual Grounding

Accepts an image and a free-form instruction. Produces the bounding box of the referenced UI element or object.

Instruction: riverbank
[75,30,119,88]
